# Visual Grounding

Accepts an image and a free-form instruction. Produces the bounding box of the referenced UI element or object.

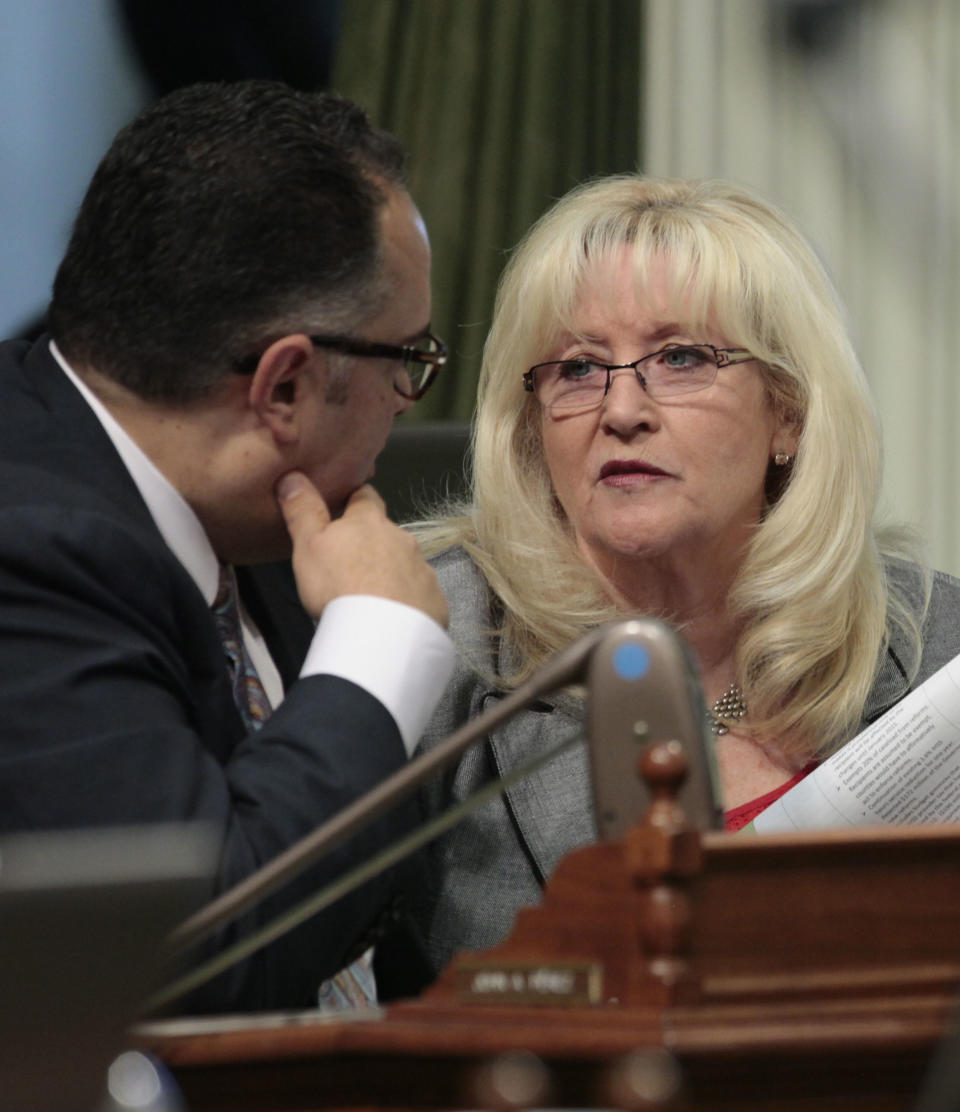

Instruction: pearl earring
[773,452,793,466]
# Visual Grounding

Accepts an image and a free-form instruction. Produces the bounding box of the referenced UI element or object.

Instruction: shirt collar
[49,340,220,604]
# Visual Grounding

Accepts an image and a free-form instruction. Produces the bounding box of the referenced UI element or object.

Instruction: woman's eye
[661,345,704,369]
[557,360,599,381]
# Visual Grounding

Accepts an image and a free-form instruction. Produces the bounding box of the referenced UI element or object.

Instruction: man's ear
[246,335,316,445]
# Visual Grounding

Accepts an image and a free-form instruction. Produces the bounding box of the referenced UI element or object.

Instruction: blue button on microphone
[612,643,650,681]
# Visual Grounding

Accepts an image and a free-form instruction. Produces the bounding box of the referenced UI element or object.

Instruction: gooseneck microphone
[587,619,722,837]
[156,618,719,1006]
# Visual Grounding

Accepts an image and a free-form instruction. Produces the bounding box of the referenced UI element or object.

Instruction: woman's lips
[598,459,670,486]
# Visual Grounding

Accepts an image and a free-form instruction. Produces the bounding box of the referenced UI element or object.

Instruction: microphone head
[586,619,723,837]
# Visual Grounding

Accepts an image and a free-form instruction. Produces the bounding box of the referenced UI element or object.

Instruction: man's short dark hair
[49,81,407,403]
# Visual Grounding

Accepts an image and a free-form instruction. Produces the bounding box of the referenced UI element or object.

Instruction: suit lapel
[26,342,313,691]
[238,560,314,690]
[0,339,254,759]
[484,691,598,885]
[12,339,159,532]
[861,644,910,727]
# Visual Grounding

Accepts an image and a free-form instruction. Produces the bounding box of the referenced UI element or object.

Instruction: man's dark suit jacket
[0,337,426,1012]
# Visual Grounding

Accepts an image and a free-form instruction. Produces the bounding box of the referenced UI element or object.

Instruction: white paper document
[754,653,960,833]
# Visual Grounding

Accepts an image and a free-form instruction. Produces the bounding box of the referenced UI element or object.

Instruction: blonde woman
[411,175,960,975]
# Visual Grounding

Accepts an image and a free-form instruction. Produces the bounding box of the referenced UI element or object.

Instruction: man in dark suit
[0,81,454,1013]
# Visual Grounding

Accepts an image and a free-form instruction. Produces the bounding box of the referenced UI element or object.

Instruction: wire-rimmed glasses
[522,344,755,414]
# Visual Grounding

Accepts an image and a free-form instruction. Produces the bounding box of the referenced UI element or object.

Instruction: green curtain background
[333,0,643,420]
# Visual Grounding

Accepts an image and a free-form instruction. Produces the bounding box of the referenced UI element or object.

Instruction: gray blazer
[411,546,960,975]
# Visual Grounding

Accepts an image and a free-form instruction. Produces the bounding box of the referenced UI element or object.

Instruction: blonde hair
[416,175,924,760]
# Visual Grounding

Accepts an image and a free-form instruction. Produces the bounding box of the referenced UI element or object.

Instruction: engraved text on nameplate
[454,961,603,1005]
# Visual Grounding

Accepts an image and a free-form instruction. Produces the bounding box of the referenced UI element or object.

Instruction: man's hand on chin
[275,470,448,627]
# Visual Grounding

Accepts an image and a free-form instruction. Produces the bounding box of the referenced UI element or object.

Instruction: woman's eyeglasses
[523,344,755,414]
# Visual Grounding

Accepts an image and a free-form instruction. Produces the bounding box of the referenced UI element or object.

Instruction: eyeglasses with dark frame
[234,331,448,402]
[522,343,755,414]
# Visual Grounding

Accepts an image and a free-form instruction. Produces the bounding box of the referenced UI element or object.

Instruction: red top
[723,763,818,832]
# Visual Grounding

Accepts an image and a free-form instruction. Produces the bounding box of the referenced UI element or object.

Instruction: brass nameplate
[454,960,603,1005]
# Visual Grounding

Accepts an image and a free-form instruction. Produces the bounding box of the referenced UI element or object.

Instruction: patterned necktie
[317,946,376,1013]
[211,566,272,730]
[211,565,376,1010]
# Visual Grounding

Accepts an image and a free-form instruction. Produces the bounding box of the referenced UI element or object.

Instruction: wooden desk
[142,990,950,1110]
[144,747,960,1110]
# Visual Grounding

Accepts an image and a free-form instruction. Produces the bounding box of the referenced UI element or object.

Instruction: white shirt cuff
[301,596,454,755]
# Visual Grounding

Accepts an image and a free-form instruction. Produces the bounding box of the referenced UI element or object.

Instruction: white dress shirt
[50,341,453,754]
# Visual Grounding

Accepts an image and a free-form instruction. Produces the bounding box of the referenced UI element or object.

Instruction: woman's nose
[600,366,659,431]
